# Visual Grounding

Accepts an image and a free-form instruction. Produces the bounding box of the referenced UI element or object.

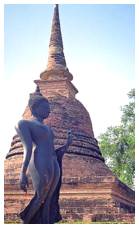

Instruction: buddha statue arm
[56,130,73,158]
[15,120,33,192]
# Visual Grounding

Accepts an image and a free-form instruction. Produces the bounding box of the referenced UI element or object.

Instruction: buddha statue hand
[66,129,73,147]
[55,130,73,158]
[20,172,29,193]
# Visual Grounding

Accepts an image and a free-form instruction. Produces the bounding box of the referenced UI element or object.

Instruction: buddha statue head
[28,86,50,120]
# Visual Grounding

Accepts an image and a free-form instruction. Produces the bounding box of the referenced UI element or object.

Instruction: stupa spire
[40,4,73,81]
[47,4,66,70]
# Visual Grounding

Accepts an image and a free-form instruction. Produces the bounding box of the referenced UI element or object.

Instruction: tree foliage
[98,89,135,188]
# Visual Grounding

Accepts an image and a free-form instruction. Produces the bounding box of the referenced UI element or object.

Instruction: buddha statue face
[29,96,50,120]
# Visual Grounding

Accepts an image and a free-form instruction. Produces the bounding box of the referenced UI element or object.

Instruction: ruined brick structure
[4,5,135,223]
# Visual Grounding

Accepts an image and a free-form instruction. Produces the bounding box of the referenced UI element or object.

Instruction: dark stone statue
[15,87,72,224]
[49,132,72,223]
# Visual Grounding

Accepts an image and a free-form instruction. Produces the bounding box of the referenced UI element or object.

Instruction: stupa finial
[46,4,66,70]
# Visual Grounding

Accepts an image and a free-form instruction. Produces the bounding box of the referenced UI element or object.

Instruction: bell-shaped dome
[6,94,104,162]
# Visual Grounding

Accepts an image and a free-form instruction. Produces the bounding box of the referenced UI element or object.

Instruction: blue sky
[5,4,134,79]
[3,4,135,155]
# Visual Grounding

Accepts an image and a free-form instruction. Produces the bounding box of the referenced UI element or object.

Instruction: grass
[5,220,132,224]
[57,220,130,224]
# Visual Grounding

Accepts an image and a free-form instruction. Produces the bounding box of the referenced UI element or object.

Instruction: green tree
[98,89,135,188]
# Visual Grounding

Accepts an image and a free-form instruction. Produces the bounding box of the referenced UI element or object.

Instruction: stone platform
[5,152,135,223]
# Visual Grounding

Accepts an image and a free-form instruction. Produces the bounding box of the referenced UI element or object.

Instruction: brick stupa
[4,5,135,223]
